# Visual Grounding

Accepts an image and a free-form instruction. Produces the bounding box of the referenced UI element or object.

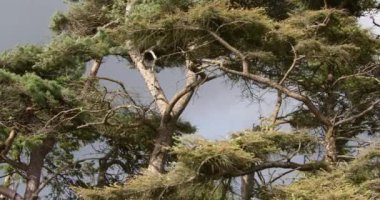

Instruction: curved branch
[207,30,248,73]
[96,76,138,106]
[209,59,332,126]
[335,99,380,126]
[163,63,217,122]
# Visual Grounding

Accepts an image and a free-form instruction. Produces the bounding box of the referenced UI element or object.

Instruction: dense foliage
[0,0,379,199]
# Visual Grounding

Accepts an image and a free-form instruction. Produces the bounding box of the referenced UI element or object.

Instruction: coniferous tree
[0,0,379,199]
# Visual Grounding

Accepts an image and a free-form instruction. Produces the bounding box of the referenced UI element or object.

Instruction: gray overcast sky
[0,0,272,140]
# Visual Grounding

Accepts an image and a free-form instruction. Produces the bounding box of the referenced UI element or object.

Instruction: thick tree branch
[0,186,22,200]
[230,161,329,177]
[163,59,218,122]
[0,155,28,172]
[128,46,169,116]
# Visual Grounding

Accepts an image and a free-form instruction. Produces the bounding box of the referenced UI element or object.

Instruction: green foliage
[173,134,256,176]
[120,1,274,66]
[76,130,318,199]
[0,45,43,75]
[271,144,380,200]
[0,69,63,107]
[1,0,379,199]
[16,134,47,151]
[0,35,112,80]
[50,0,116,36]
[293,0,378,16]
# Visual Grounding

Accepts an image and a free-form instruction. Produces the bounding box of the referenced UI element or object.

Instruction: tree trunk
[24,137,56,200]
[325,127,337,163]
[129,46,200,174]
[82,58,102,95]
[241,174,254,200]
[147,123,175,173]
[97,150,113,186]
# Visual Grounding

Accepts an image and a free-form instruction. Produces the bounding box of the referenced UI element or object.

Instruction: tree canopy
[0,0,379,199]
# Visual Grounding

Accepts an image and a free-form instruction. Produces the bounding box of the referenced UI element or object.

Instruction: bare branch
[43,108,83,130]
[207,30,249,73]
[38,158,100,194]
[335,99,380,126]
[267,168,298,186]
[204,58,332,126]
[96,76,138,106]
[77,105,134,128]
[279,45,303,85]
[268,91,283,127]
[370,15,380,27]
[163,59,219,122]
[0,129,17,156]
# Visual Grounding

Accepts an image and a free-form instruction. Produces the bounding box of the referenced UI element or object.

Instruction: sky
[0,0,277,140]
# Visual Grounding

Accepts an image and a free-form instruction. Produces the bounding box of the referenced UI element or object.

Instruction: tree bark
[129,46,203,173]
[325,127,337,163]
[147,123,175,173]
[97,150,113,186]
[241,174,254,200]
[82,58,102,95]
[128,47,169,116]
[24,137,56,200]
[0,186,22,200]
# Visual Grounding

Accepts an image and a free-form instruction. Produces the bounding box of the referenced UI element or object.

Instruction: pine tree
[0,0,379,199]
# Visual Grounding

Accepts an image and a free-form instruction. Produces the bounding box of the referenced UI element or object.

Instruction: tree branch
[268,91,283,126]
[0,155,28,172]
[0,129,17,156]
[82,58,103,95]
[335,99,380,126]
[163,59,218,122]
[128,46,169,116]
[230,161,329,177]
[279,45,303,85]
[96,76,138,106]
[370,15,380,27]
[204,58,332,126]
[0,186,22,200]
[207,30,249,73]
[38,158,100,194]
